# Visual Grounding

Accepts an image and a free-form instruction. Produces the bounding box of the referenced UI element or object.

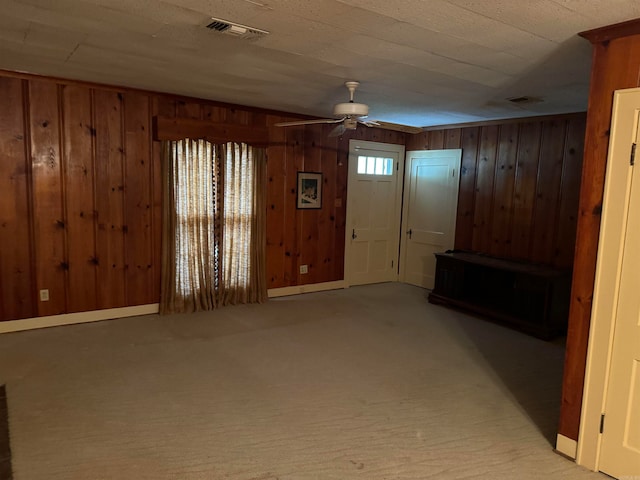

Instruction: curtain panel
[160,139,267,315]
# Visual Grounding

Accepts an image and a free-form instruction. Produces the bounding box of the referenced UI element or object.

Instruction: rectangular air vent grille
[206,17,269,40]
[507,96,543,105]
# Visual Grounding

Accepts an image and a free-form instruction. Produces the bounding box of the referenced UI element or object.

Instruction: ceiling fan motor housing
[333,102,369,117]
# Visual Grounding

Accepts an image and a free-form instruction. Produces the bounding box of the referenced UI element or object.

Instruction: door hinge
[631,143,636,166]
[396,161,399,171]
[391,260,394,268]
[600,414,605,434]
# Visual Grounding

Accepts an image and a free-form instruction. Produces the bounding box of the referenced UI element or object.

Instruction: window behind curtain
[160,139,266,314]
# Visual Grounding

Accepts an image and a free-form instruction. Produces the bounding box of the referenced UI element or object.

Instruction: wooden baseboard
[0,305,160,334]
[268,280,345,298]
[555,434,578,459]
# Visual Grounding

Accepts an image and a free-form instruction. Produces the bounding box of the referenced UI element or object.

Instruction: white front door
[598,118,640,479]
[400,150,461,289]
[344,140,404,286]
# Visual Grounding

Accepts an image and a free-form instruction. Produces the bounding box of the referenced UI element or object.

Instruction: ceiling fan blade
[328,123,346,137]
[359,120,380,127]
[274,118,343,127]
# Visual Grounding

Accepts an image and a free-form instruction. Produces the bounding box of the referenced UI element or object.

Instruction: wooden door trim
[576,87,640,471]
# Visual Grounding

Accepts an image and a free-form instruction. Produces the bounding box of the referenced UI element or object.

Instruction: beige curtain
[221,142,267,305]
[160,139,267,315]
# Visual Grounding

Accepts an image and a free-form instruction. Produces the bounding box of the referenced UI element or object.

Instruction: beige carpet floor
[0,283,606,479]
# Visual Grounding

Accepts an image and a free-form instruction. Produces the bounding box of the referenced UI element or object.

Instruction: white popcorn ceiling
[1,0,639,127]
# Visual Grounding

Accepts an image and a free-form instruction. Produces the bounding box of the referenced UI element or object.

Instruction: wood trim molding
[0,304,159,334]
[579,17,640,44]
[419,112,586,132]
[556,434,578,460]
[153,115,269,145]
[267,280,346,298]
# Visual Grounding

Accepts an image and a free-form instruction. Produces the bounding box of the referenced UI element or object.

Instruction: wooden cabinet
[428,251,571,339]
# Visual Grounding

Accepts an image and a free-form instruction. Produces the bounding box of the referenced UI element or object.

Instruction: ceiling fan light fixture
[333,102,369,117]
[344,118,358,130]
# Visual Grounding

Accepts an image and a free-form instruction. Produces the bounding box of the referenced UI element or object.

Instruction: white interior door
[344,140,404,286]
[598,118,640,479]
[400,150,461,289]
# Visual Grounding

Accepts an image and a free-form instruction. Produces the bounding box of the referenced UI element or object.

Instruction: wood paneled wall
[0,76,162,320]
[264,120,406,288]
[0,71,406,321]
[406,114,586,268]
[0,69,583,325]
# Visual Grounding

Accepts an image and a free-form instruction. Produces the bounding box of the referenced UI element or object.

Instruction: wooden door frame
[344,139,405,287]
[576,88,640,470]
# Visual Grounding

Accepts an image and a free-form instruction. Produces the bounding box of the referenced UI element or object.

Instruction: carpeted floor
[0,283,606,479]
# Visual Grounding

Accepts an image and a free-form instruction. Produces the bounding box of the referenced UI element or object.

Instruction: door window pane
[357,156,393,175]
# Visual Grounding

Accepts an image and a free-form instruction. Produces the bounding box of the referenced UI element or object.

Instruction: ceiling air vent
[205,17,269,40]
[507,96,543,105]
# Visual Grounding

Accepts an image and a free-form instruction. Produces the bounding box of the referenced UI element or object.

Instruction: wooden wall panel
[285,126,305,286]
[150,99,163,302]
[489,123,518,257]
[299,125,323,285]
[529,120,566,264]
[413,114,585,267]
[0,78,34,320]
[176,100,201,120]
[555,115,586,268]
[455,127,480,250]
[444,128,462,149]
[61,85,98,313]
[94,90,127,308]
[265,115,287,288]
[510,122,542,260]
[472,125,499,253]
[319,125,340,282]
[123,92,155,306]
[29,80,67,316]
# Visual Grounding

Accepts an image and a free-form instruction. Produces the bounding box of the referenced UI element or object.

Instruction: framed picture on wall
[297,172,322,209]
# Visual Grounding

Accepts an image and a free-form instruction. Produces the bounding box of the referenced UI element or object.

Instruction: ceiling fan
[274,81,387,137]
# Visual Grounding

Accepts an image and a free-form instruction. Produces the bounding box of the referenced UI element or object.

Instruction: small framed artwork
[297,171,322,209]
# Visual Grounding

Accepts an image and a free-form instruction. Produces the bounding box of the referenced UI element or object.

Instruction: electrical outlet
[299,264,308,274]
[39,289,50,301]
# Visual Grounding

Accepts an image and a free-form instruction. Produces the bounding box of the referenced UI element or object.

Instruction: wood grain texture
[510,122,542,260]
[265,115,288,288]
[286,126,305,286]
[489,124,518,257]
[29,80,67,316]
[300,125,323,285]
[93,90,127,309]
[559,32,640,441]
[61,85,98,313]
[554,116,585,268]
[455,127,480,250]
[529,120,566,265]
[472,125,499,254]
[0,78,34,321]
[123,92,154,306]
